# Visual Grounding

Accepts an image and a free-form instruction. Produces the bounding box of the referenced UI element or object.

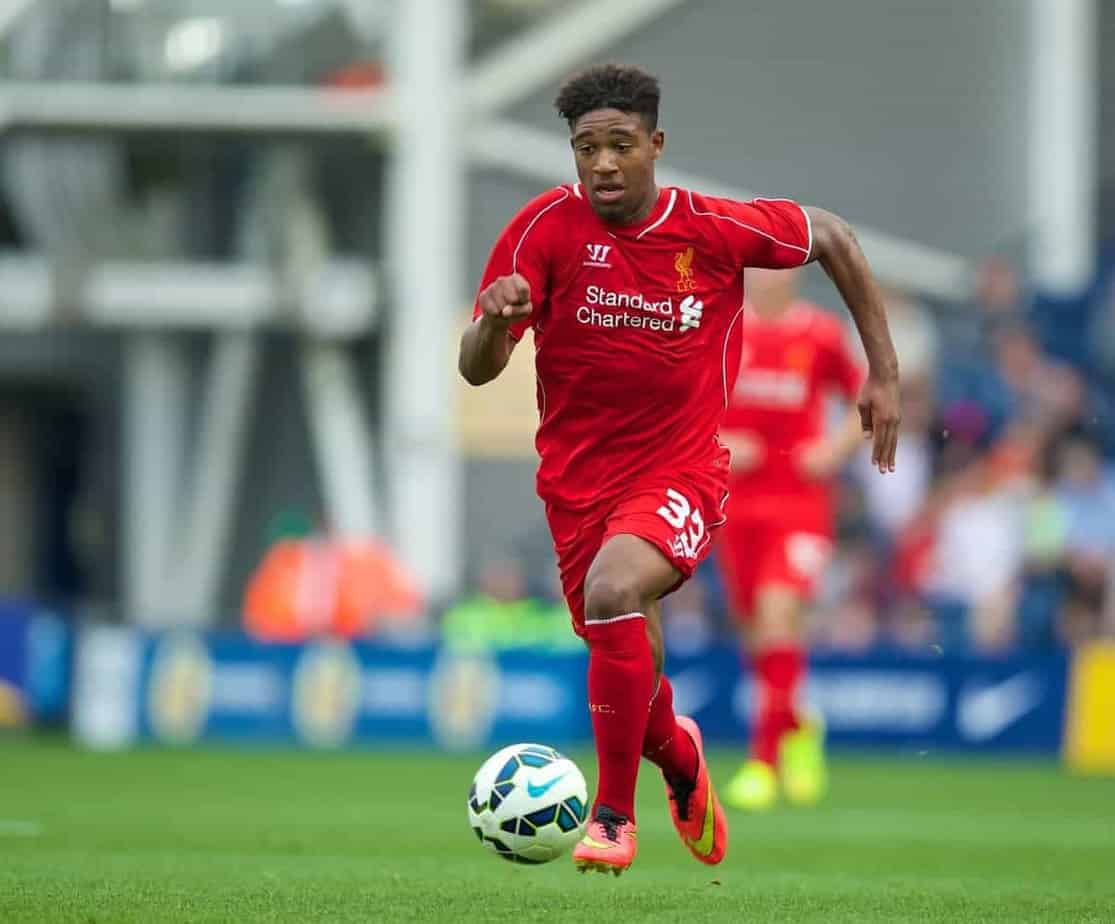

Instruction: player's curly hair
[554,64,660,130]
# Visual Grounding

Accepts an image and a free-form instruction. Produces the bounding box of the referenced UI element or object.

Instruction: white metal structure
[1028,0,1098,294]
[301,340,381,540]
[0,81,393,133]
[123,334,189,625]
[0,257,375,330]
[382,0,466,603]
[170,334,261,626]
[464,0,689,117]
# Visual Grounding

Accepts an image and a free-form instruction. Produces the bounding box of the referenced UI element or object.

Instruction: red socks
[585,614,655,822]
[642,675,698,782]
[751,646,805,766]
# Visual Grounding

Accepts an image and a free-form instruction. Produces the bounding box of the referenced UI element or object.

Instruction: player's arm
[458,274,532,386]
[460,190,560,386]
[803,207,901,473]
[799,315,873,479]
[719,428,764,474]
[797,408,865,480]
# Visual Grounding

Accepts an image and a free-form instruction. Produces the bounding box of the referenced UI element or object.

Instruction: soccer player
[458,64,900,875]
[717,266,867,812]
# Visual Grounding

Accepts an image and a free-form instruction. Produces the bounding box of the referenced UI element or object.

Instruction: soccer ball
[467,743,588,864]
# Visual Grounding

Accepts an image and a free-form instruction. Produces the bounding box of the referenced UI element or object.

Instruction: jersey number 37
[656,488,705,560]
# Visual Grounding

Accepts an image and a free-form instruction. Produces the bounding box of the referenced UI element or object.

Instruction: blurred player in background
[717,268,867,812]
[458,64,900,875]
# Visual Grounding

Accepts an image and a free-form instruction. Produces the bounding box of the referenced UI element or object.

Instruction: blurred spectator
[853,376,934,538]
[976,257,1025,321]
[995,324,1085,433]
[916,453,1028,655]
[441,558,580,654]
[1054,433,1115,561]
[1087,265,1115,384]
[937,256,1025,355]
[1050,432,1115,646]
[243,516,423,642]
[1017,433,1070,650]
[935,258,1028,444]
[882,287,939,385]
[811,535,882,653]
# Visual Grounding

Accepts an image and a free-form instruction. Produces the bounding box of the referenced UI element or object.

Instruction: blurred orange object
[324,61,385,90]
[243,537,424,642]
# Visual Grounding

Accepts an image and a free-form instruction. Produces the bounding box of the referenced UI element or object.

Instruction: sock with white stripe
[585,613,654,822]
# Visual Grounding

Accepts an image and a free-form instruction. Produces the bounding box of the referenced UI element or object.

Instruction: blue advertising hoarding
[74,632,587,750]
[668,649,1069,754]
[0,601,70,727]
[72,627,1070,754]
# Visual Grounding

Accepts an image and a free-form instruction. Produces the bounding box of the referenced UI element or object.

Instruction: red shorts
[546,466,729,638]
[716,502,833,620]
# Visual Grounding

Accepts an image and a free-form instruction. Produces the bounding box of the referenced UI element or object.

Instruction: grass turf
[1,738,1113,923]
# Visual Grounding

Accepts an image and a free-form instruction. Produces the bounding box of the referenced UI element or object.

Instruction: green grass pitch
[2,738,1113,923]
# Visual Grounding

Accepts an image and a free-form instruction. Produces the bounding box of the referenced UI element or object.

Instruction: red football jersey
[473,184,813,513]
[723,302,864,512]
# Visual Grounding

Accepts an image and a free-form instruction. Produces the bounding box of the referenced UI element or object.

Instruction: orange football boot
[571,807,637,876]
[662,716,728,865]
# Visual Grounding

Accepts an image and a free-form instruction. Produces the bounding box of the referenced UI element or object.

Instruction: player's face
[570,108,663,225]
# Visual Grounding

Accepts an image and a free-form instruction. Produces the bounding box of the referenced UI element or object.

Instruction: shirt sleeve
[471,190,562,341]
[693,193,813,271]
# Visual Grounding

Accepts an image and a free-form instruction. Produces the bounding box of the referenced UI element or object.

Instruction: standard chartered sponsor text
[576,306,676,331]
[579,285,677,331]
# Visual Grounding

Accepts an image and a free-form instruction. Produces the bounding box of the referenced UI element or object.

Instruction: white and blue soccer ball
[467,743,589,864]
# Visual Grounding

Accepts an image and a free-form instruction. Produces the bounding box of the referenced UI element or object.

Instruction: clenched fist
[477,273,532,326]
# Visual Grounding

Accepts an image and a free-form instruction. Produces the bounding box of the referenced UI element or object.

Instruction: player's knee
[755,586,802,643]
[583,573,644,623]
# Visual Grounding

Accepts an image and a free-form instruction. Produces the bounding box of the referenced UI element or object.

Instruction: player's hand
[797,440,840,481]
[721,430,764,473]
[857,368,901,474]
[477,273,532,328]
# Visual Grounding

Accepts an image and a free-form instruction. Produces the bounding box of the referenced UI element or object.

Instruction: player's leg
[584,533,678,825]
[641,599,697,783]
[640,597,734,863]
[712,518,781,809]
[757,584,827,806]
[738,529,831,808]
[572,533,677,874]
[643,641,728,865]
[572,470,730,871]
[749,582,806,769]
[615,475,728,865]
[724,584,801,811]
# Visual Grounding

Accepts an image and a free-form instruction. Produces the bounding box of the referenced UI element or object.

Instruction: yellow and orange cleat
[724,758,778,812]
[780,712,828,807]
[662,716,728,865]
[571,808,637,876]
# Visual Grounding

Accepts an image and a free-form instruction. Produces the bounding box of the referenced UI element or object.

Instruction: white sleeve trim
[798,203,813,265]
[511,188,571,274]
